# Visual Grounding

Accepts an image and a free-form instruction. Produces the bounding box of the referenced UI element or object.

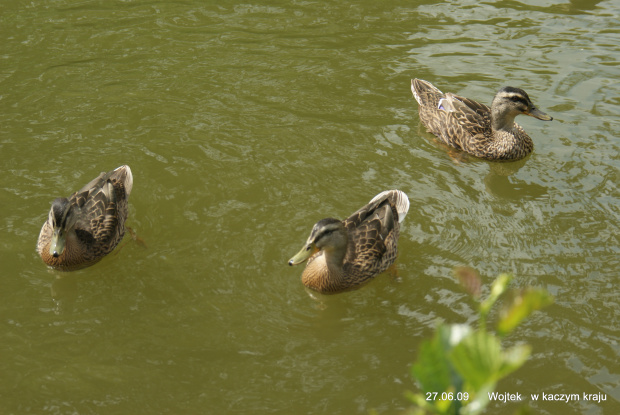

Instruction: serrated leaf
[449,330,502,391]
[449,331,531,401]
[497,288,554,336]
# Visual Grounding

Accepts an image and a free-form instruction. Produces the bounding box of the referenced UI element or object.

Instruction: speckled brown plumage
[288,190,409,294]
[37,165,133,271]
[411,79,552,161]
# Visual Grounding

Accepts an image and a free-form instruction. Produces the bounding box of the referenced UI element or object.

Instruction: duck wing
[69,178,118,248]
[343,190,409,270]
[443,93,492,137]
[70,166,132,249]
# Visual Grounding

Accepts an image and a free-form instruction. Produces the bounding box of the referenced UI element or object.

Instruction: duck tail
[112,165,133,197]
[411,78,443,107]
[370,190,410,223]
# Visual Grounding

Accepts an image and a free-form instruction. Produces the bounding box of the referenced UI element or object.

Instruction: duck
[288,190,410,294]
[410,79,553,160]
[37,165,133,271]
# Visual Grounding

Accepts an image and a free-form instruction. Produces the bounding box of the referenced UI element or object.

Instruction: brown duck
[37,165,133,271]
[288,190,409,294]
[411,79,553,160]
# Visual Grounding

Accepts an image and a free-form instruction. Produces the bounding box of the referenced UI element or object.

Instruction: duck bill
[527,107,553,121]
[288,243,317,266]
[49,228,66,258]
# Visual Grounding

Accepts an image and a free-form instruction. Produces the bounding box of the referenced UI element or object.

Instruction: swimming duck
[411,79,552,160]
[37,165,133,271]
[288,190,409,294]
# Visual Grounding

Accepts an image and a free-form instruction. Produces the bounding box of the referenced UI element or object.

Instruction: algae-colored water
[1,1,618,414]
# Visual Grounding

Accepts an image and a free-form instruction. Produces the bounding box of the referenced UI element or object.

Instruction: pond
[1,0,618,414]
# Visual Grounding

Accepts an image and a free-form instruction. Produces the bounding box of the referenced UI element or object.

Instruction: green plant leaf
[411,324,472,396]
[404,392,435,414]
[497,288,554,336]
[412,326,453,394]
[479,274,512,318]
[449,330,502,392]
[459,382,496,415]
[407,274,552,415]
[497,344,531,379]
[450,330,532,392]
[411,335,452,395]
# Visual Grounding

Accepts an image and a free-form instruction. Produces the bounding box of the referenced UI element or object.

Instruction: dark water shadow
[483,159,549,201]
[418,130,550,201]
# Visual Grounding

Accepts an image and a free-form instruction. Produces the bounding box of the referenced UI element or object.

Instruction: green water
[1,0,619,414]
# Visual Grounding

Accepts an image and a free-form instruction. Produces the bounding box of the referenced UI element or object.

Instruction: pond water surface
[1,0,619,414]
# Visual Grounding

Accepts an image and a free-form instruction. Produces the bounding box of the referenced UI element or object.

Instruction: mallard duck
[37,165,133,271]
[411,79,553,160]
[288,190,410,294]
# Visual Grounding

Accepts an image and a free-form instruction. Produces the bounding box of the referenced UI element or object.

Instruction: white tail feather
[369,190,410,223]
[411,80,422,104]
[114,165,133,196]
[411,78,443,106]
